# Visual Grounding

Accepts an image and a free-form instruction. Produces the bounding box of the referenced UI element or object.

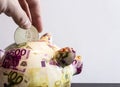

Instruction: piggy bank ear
[54,47,76,68]
[40,33,52,43]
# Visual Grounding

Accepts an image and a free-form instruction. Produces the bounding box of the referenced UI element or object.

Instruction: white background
[0,0,120,83]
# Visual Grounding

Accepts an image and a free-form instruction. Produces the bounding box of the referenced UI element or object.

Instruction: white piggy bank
[0,33,82,87]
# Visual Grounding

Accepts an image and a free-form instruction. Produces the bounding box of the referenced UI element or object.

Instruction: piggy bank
[0,33,82,87]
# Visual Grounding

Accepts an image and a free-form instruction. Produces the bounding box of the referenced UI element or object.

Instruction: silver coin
[14,25,39,44]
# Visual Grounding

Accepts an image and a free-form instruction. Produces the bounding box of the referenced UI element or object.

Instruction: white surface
[0,0,120,83]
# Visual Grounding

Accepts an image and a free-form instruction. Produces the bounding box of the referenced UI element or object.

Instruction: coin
[14,25,39,44]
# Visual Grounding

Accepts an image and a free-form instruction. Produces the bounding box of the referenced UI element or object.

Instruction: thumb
[5,0,31,29]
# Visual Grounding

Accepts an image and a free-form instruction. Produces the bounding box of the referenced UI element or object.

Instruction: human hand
[0,0,42,32]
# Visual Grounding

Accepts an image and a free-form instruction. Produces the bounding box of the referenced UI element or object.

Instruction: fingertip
[20,19,32,29]
[32,17,43,33]
[37,25,43,33]
[33,24,42,33]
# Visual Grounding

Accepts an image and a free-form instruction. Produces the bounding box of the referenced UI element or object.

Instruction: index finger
[26,0,43,33]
